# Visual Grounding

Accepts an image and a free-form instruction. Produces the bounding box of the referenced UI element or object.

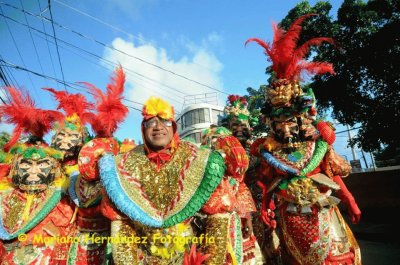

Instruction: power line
[54,0,216,73]
[31,28,185,105]
[0,9,187,99]
[1,1,228,95]
[0,6,37,93]
[0,55,20,88]
[37,0,60,90]
[336,126,362,134]
[47,0,67,91]
[54,0,145,43]
[19,0,48,87]
[0,12,186,105]
[0,58,182,114]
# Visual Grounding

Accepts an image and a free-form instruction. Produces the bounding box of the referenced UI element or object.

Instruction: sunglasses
[144,118,173,128]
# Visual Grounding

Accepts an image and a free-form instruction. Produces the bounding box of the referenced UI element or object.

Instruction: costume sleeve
[78,138,120,181]
[236,182,257,216]
[214,136,249,182]
[321,146,352,178]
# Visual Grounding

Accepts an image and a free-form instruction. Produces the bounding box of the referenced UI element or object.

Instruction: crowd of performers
[0,14,361,265]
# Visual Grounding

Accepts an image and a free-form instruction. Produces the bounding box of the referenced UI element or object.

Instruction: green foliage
[244,85,269,137]
[0,131,10,149]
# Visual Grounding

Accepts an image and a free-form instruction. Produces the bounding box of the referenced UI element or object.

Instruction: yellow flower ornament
[142,96,175,121]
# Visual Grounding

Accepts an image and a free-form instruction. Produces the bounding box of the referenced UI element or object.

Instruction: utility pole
[346,124,357,161]
[370,152,377,170]
[361,149,368,168]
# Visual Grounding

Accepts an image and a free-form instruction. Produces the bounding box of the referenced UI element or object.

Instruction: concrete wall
[340,168,400,243]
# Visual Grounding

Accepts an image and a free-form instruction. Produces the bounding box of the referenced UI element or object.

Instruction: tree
[274,0,399,152]
[244,85,268,137]
[0,132,10,149]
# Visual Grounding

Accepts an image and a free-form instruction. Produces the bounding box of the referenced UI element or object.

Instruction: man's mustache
[21,173,49,184]
[233,130,251,138]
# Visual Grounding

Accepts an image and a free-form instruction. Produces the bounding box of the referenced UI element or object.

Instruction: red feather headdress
[0,87,64,151]
[245,13,335,81]
[42,87,94,123]
[42,87,94,132]
[80,66,129,138]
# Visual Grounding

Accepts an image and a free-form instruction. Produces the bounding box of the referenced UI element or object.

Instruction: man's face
[143,117,174,151]
[13,156,56,193]
[52,128,84,158]
[273,116,300,148]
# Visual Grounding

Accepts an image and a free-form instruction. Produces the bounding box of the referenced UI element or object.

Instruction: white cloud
[102,36,224,111]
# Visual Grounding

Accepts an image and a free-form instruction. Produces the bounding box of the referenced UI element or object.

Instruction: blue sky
[0,0,373,167]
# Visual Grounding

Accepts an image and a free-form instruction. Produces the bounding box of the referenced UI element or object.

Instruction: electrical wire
[19,0,48,87]
[47,0,67,91]
[1,1,228,95]
[0,11,188,104]
[1,58,182,115]
[37,0,60,90]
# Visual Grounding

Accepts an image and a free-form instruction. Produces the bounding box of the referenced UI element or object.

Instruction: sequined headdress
[245,14,335,119]
[224,95,258,128]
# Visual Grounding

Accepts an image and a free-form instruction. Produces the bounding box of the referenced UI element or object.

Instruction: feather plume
[42,87,94,125]
[0,87,63,151]
[246,13,335,80]
[79,66,128,137]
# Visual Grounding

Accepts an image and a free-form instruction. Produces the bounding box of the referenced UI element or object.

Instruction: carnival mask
[52,127,84,159]
[230,119,251,147]
[12,156,57,193]
[272,116,300,152]
[299,117,317,141]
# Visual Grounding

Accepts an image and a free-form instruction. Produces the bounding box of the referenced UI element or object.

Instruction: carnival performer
[44,85,115,265]
[76,95,249,264]
[222,97,266,264]
[66,66,128,264]
[0,87,75,264]
[246,14,361,264]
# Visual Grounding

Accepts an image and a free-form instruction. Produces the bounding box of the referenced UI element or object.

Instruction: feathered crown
[43,87,94,132]
[246,14,335,117]
[0,87,64,152]
[142,96,175,121]
[80,66,129,138]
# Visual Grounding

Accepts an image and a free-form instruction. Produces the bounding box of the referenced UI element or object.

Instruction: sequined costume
[246,14,361,265]
[76,97,248,264]
[201,125,263,265]
[0,87,76,265]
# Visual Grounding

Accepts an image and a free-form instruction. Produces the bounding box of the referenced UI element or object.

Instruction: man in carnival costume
[246,14,361,265]
[0,87,75,264]
[66,66,128,264]
[77,94,250,264]
[221,97,266,264]
[223,95,258,149]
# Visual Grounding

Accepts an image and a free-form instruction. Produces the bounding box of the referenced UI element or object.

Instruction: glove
[259,180,277,229]
[332,175,361,224]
